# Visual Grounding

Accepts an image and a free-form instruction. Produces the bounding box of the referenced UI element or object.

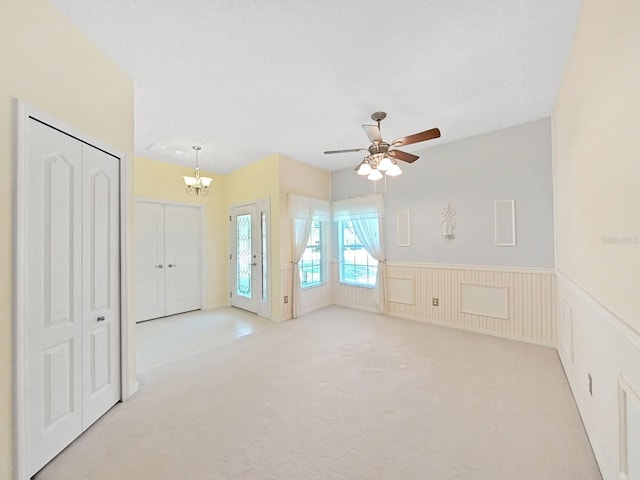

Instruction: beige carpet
[35,306,601,479]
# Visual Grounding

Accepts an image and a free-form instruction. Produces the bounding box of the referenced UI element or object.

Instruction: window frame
[299,219,325,289]
[338,219,378,288]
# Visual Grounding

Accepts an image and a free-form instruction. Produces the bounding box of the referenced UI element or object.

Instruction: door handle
[97,316,105,322]
[251,262,257,266]
[155,264,163,268]
[168,264,177,268]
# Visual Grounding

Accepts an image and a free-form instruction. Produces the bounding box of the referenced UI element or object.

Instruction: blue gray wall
[331,118,554,268]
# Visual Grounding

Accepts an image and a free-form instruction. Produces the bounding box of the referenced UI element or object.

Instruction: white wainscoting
[384,262,556,345]
[332,262,378,312]
[280,263,333,321]
[556,271,640,480]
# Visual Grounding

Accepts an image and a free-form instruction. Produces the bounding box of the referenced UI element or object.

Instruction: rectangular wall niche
[397,209,411,246]
[494,199,516,246]
[460,283,508,319]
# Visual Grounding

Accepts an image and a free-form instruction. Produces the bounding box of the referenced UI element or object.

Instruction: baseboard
[388,311,555,347]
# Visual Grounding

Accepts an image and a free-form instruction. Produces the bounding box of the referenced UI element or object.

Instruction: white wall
[553,1,640,479]
[332,118,555,268]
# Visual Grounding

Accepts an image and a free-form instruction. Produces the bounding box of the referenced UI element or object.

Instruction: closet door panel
[134,202,166,321]
[164,205,202,316]
[26,119,84,475]
[81,144,121,428]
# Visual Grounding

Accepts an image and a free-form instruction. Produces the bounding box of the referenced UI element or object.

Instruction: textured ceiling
[51,0,582,174]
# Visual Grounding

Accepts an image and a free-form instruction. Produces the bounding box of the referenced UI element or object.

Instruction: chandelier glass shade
[355,153,403,182]
[183,145,213,196]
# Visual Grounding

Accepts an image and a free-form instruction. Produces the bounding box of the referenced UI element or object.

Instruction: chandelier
[183,145,212,196]
[355,152,402,181]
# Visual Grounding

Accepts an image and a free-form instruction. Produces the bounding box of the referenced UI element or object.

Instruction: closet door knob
[97,316,105,322]
[155,264,163,268]
[168,264,177,268]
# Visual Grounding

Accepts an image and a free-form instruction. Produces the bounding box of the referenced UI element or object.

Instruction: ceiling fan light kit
[324,111,441,182]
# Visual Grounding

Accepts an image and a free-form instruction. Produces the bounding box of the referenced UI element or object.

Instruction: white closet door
[26,119,84,475]
[81,144,121,428]
[164,205,202,316]
[134,202,166,322]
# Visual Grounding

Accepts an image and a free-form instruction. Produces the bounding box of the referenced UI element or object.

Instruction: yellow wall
[278,155,332,319]
[225,154,282,319]
[135,157,229,309]
[553,0,640,332]
[0,0,135,477]
[278,154,332,265]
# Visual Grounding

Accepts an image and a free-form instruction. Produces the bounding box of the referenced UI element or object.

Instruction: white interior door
[165,204,202,316]
[26,120,84,475]
[81,144,121,428]
[25,118,121,476]
[230,202,269,315]
[135,202,202,321]
[134,203,166,322]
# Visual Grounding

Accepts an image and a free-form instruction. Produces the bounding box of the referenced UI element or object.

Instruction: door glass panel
[261,211,268,301]
[236,214,252,298]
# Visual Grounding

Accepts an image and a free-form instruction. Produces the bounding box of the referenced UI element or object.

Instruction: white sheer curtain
[332,194,386,312]
[290,194,330,318]
[351,217,385,312]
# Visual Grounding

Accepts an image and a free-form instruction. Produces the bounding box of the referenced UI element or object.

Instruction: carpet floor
[35,306,601,479]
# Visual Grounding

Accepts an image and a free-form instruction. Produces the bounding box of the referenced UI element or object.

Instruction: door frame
[135,198,207,318]
[12,100,135,480]
[229,198,271,319]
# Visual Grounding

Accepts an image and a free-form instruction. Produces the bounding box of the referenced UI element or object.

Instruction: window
[299,220,324,288]
[339,220,378,287]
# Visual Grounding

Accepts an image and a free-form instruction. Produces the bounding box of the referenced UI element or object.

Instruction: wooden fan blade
[392,127,441,147]
[324,148,367,155]
[388,150,419,163]
[362,124,382,143]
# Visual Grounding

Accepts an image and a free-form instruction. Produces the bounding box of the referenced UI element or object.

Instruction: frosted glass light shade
[357,162,372,175]
[183,176,198,186]
[200,176,213,187]
[386,164,402,176]
[367,169,383,181]
[377,156,393,171]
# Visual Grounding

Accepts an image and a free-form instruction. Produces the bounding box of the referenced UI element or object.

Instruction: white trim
[134,196,203,209]
[120,150,138,400]
[386,261,555,275]
[13,100,134,480]
[556,270,640,350]
[397,209,411,246]
[494,199,516,246]
[200,206,209,310]
[618,378,640,480]
[13,98,30,480]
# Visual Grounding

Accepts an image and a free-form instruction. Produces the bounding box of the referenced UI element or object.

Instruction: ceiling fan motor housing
[368,143,389,155]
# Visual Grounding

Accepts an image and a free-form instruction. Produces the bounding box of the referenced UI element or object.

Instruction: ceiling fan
[324,112,441,180]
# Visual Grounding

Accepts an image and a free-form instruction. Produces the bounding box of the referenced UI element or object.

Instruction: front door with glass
[230,201,269,316]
